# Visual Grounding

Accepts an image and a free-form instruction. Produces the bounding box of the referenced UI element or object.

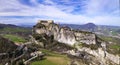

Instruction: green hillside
[2,34,27,43]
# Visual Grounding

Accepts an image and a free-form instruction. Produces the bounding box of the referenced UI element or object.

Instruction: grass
[1,27,31,33]
[98,35,120,44]
[31,49,70,65]
[31,56,69,65]
[107,44,120,55]
[75,42,99,50]
[31,59,57,65]
[40,49,66,57]
[110,45,120,49]
[2,34,27,43]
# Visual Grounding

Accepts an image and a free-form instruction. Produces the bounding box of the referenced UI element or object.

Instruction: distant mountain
[79,23,97,32]
[0,23,18,29]
[60,23,97,32]
[17,23,35,27]
[60,23,120,38]
[0,23,33,29]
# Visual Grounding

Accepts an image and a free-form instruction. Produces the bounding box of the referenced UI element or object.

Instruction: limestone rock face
[56,27,76,45]
[33,20,120,65]
[33,20,96,45]
[76,47,120,65]
[74,31,96,44]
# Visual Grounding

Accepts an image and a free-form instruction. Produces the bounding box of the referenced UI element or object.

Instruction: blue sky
[0,0,119,26]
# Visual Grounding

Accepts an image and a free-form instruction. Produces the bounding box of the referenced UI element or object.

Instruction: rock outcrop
[0,36,18,53]
[0,35,45,65]
[33,20,96,45]
[32,20,120,65]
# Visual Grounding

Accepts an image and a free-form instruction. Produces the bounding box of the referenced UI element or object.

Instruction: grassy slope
[2,34,27,43]
[0,25,31,43]
[0,26,31,38]
[31,59,57,65]
[0,36,17,53]
[31,49,70,65]
[0,27,31,33]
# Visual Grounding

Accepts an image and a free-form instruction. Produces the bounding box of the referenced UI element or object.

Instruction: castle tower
[37,20,54,26]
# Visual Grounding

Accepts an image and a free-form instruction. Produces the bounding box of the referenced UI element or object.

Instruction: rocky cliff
[32,20,120,65]
[0,36,18,64]
[33,20,96,45]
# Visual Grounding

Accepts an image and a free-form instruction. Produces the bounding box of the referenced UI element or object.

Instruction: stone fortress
[33,20,96,45]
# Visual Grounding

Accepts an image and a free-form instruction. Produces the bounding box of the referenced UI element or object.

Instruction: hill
[0,36,17,53]
[0,23,18,28]
[0,23,32,43]
[0,23,31,35]
[60,23,97,32]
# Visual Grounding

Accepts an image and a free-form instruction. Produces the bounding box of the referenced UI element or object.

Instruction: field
[2,34,27,43]
[0,25,31,44]
[31,49,70,65]
[0,27,31,33]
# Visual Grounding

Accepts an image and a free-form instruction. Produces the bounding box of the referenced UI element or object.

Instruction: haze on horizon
[0,0,120,26]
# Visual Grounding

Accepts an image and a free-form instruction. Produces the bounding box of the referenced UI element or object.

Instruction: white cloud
[83,0,119,15]
[0,17,35,25]
[0,0,119,26]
